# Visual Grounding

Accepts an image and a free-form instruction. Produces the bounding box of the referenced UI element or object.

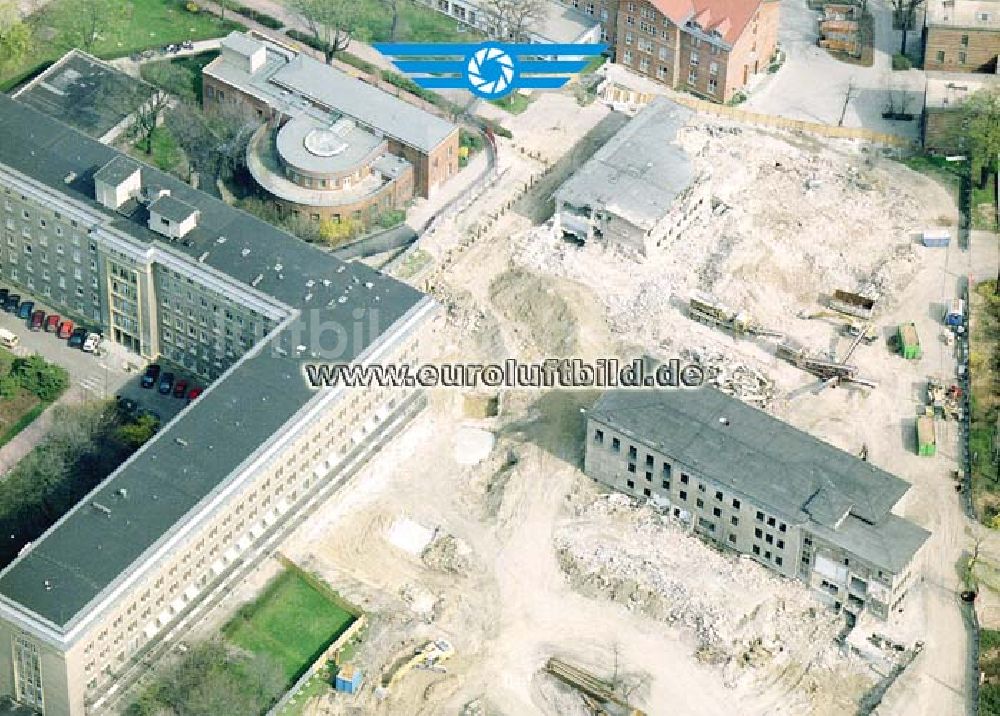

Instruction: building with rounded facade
[247,112,414,229]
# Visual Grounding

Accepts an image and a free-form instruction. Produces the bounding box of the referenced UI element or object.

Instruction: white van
[0,328,19,349]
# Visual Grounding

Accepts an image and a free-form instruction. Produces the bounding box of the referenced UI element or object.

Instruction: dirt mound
[489,268,580,356]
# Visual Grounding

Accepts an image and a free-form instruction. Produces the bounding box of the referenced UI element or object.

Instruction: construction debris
[680,348,776,407]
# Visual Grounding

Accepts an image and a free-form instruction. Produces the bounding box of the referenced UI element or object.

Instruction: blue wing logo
[372,42,607,100]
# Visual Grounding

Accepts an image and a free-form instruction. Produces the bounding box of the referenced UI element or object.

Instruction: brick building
[612,0,780,102]
[0,91,436,715]
[203,33,459,205]
[585,389,929,621]
[924,0,1000,72]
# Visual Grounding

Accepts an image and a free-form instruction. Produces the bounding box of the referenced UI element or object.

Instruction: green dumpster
[916,415,936,456]
[898,323,921,360]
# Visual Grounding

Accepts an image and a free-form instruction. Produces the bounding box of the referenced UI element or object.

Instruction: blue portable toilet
[335,664,363,694]
[945,298,965,327]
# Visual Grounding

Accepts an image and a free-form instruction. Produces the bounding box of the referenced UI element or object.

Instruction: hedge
[229,2,284,29]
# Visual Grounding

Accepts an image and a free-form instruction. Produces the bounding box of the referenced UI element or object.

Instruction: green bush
[377,209,406,229]
[11,354,68,403]
[286,29,327,54]
[338,51,379,75]
[229,3,284,29]
[892,53,912,70]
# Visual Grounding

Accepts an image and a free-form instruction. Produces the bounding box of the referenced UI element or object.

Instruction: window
[712,507,721,517]
[645,454,654,467]
[714,490,723,501]
[708,78,718,94]
[679,490,687,500]
[611,437,620,453]
[767,517,776,527]
[645,471,652,482]
[935,50,944,63]
[729,534,737,543]
[690,50,699,66]
[779,523,786,533]
[643,488,651,497]
[594,429,604,444]
[688,68,697,85]
[662,462,671,478]
[730,516,738,526]
[626,479,635,489]
[657,65,668,80]
[777,539,785,550]
[625,31,633,44]
[680,473,689,484]
[627,463,636,473]
[752,544,760,555]
[756,510,764,521]
[804,536,812,546]
[754,528,762,538]
[775,556,783,566]
[697,482,706,493]
[765,533,773,544]
[732,498,741,509]
[662,480,670,489]
[696,498,704,508]
[709,61,718,76]
[961,33,969,46]
[628,445,637,459]
[959,51,967,64]
[13,636,43,708]
[764,550,771,560]
[659,46,668,60]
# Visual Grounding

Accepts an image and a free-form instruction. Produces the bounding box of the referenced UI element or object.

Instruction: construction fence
[600,84,916,149]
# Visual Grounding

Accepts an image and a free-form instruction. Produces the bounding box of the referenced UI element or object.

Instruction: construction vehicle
[381,639,454,690]
[545,657,648,716]
[776,332,877,389]
[828,289,877,320]
[688,292,783,339]
[898,323,921,359]
[843,321,878,344]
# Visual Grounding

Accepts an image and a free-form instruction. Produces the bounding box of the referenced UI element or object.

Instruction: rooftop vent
[241,247,251,257]
[274,263,283,272]
[251,273,264,287]
[92,502,112,516]
[175,437,188,447]
[217,235,228,244]
[718,416,730,426]
[64,171,77,184]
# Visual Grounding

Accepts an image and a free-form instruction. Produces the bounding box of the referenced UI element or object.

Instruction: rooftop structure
[12,50,156,143]
[926,0,1000,27]
[924,71,1000,108]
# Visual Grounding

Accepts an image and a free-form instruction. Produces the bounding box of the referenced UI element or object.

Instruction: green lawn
[224,569,356,683]
[134,126,182,172]
[0,347,48,449]
[351,0,483,43]
[491,91,533,114]
[973,173,998,230]
[1,0,242,91]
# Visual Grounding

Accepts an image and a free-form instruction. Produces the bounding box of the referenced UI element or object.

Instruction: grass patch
[0,401,49,449]
[491,91,532,114]
[0,0,242,91]
[984,629,1000,714]
[224,569,356,683]
[973,172,998,231]
[141,49,218,100]
[350,0,483,43]
[581,55,607,74]
[971,280,1000,523]
[134,126,182,171]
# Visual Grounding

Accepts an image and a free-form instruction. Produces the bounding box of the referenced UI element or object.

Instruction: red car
[172,379,188,399]
[186,386,203,402]
[57,320,74,339]
[29,310,44,331]
[44,314,60,332]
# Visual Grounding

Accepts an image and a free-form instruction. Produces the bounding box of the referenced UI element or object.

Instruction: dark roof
[148,194,198,223]
[589,389,920,541]
[14,50,156,140]
[0,93,428,631]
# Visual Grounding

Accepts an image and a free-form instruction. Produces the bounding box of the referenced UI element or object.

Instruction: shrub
[338,52,379,75]
[892,53,912,70]
[377,209,406,230]
[11,355,68,403]
[286,29,327,54]
[229,3,283,29]
[727,91,747,106]
[185,1,199,12]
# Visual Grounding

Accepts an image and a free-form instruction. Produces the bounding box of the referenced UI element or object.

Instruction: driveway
[744,0,925,140]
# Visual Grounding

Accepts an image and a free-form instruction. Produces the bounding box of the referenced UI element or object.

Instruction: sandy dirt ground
[201,93,995,716]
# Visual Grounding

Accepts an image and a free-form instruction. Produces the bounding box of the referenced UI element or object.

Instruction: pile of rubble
[555,493,873,696]
[681,347,777,407]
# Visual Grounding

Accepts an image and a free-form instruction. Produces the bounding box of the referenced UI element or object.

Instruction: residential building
[922,72,1000,152]
[0,92,436,716]
[557,0,621,45]
[414,0,603,44]
[613,0,780,102]
[204,32,459,202]
[924,0,1000,72]
[585,389,930,621]
[553,97,710,254]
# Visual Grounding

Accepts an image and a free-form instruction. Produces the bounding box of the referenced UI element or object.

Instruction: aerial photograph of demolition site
[0,0,999,715]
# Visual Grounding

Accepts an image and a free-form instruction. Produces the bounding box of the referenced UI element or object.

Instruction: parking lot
[0,298,199,427]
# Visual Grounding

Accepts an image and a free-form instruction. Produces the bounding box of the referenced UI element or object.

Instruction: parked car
[3,294,20,313]
[56,319,74,339]
[157,372,175,395]
[82,332,102,353]
[45,314,60,332]
[172,379,188,399]
[29,310,44,331]
[16,301,33,320]
[67,327,87,349]
[141,363,161,389]
[187,386,203,402]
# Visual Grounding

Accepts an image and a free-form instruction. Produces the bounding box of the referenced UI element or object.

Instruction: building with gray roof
[203,32,459,200]
[413,0,602,44]
[0,90,435,716]
[585,388,929,621]
[553,97,710,255]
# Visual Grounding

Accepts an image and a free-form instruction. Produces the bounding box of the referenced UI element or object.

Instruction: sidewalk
[0,389,79,476]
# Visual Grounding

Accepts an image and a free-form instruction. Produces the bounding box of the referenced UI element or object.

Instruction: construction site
[194,90,980,715]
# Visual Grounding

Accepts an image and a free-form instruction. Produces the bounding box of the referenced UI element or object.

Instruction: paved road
[744,0,924,140]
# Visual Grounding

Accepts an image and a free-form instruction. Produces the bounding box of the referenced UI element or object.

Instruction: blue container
[335,664,362,694]
[922,230,951,247]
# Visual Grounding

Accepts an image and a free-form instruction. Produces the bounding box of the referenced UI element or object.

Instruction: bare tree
[98,63,190,155]
[285,0,356,64]
[482,0,547,42]
[382,0,401,42]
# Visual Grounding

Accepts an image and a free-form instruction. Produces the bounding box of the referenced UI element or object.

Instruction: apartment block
[0,92,436,715]
[203,33,459,202]
[924,0,1000,72]
[614,0,779,102]
[584,389,930,621]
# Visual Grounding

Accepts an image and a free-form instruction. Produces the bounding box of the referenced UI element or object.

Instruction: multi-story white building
[0,92,436,715]
[585,388,930,621]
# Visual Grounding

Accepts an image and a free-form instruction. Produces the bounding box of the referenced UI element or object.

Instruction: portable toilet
[335,663,363,695]
[916,415,936,456]
[945,298,965,327]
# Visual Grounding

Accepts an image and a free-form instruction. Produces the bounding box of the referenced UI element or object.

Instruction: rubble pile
[681,347,777,407]
[555,494,872,692]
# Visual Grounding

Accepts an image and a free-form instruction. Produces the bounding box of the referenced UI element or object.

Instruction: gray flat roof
[538,1,601,42]
[205,33,457,154]
[13,50,156,141]
[926,0,1000,26]
[925,71,1000,109]
[93,155,140,186]
[0,93,427,631]
[810,513,929,574]
[589,389,919,541]
[276,115,383,175]
[148,194,198,223]
[555,97,694,232]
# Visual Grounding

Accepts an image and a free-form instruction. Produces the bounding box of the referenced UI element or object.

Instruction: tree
[92,62,190,155]
[482,0,546,42]
[11,354,68,402]
[382,0,400,42]
[46,0,126,52]
[319,217,363,244]
[891,0,925,55]
[964,87,1000,178]
[0,0,32,70]
[285,0,356,64]
[117,413,159,447]
[165,100,259,180]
